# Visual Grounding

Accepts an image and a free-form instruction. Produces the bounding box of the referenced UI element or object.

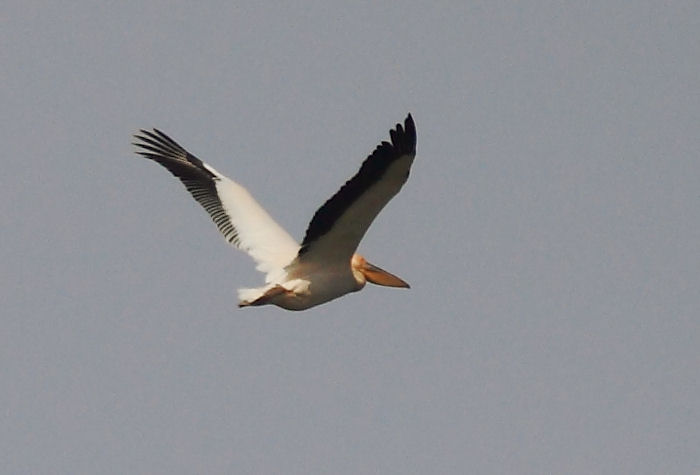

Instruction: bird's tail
[239,284,293,307]
[237,287,267,307]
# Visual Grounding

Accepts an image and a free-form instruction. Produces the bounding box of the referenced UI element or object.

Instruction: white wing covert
[133,129,299,281]
[294,114,416,267]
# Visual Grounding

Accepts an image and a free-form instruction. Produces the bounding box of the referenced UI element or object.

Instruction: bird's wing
[133,129,300,281]
[293,114,416,268]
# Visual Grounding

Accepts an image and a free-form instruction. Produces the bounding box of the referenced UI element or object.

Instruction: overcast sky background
[2,1,699,473]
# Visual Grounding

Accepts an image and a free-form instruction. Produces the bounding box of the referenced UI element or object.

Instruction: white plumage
[133,114,416,310]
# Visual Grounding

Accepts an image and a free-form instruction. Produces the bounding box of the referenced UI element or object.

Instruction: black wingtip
[389,113,416,156]
[298,113,418,253]
[132,128,190,161]
[405,113,415,136]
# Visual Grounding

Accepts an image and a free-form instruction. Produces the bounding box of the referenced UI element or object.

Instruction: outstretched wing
[133,129,300,280]
[295,114,416,266]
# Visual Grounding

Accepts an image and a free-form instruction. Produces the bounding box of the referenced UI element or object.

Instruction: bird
[132,114,416,310]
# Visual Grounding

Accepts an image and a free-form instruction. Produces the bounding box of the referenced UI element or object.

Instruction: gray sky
[2,1,699,473]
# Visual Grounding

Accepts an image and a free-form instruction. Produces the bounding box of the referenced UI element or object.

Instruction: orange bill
[362,262,410,288]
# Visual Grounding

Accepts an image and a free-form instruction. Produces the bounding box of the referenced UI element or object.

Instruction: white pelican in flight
[133,114,416,310]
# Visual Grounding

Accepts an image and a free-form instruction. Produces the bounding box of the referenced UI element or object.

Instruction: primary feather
[133,129,299,281]
[132,114,417,310]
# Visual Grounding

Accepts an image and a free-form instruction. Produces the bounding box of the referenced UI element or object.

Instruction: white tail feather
[237,287,266,306]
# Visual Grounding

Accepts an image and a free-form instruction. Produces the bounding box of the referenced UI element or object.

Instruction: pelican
[132,114,416,310]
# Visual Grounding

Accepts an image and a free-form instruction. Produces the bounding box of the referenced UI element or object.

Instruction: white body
[133,115,416,310]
